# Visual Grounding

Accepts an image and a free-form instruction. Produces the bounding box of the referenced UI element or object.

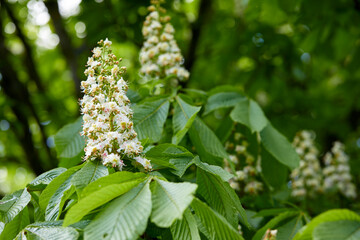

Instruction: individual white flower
[104,38,112,47]
[80,39,151,171]
[93,47,102,58]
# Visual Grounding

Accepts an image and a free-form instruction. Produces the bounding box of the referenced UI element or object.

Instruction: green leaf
[84,180,152,240]
[0,189,31,224]
[145,144,193,175]
[27,168,67,191]
[150,178,197,228]
[191,198,244,240]
[172,95,201,144]
[71,160,109,192]
[170,208,201,240]
[45,181,76,221]
[260,124,300,170]
[252,211,300,240]
[196,168,249,228]
[39,165,82,220]
[252,208,293,218]
[294,209,360,240]
[230,98,268,132]
[15,222,79,240]
[0,208,29,240]
[203,92,245,116]
[193,156,233,182]
[80,171,146,199]
[133,96,170,142]
[276,214,304,240]
[261,148,288,189]
[64,176,145,226]
[0,222,3,234]
[29,192,43,222]
[39,165,81,212]
[189,117,228,164]
[54,117,85,158]
[313,220,360,240]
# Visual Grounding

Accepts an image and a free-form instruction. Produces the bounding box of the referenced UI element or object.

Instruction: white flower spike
[80,39,152,171]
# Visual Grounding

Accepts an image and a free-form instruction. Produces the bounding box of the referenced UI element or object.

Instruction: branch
[1,0,45,92]
[184,0,213,73]
[0,14,54,174]
[44,0,82,99]
[354,0,360,11]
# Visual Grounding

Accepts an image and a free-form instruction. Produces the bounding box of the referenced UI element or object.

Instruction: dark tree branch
[44,0,82,99]
[184,0,213,73]
[0,17,46,175]
[1,0,45,92]
[354,0,360,11]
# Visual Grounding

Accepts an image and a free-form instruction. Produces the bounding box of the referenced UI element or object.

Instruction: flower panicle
[290,130,323,199]
[139,2,189,84]
[80,38,151,171]
[323,141,356,198]
[224,132,263,196]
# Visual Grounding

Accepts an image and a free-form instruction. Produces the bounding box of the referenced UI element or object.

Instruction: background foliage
[0,0,360,238]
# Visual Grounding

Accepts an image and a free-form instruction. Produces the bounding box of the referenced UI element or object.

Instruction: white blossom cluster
[264,229,278,240]
[139,1,189,84]
[80,39,151,171]
[225,132,263,195]
[323,141,356,198]
[290,131,323,199]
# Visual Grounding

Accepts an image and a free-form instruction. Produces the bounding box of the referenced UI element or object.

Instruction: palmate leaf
[133,96,170,142]
[276,214,305,240]
[39,165,82,221]
[203,91,245,116]
[189,117,228,165]
[71,160,109,192]
[313,220,360,240]
[150,178,197,228]
[80,171,146,198]
[252,210,301,240]
[196,168,249,228]
[172,95,201,144]
[193,156,233,182]
[145,144,193,175]
[0,222,3,234]
[170,208,201,240]
[294,209,360,240]
[64,173,147,226]
[27,168,67,191]
[15,222,79,240]
[230,98,268,132]
[84,180,152,240]
[261,149,288,189]
[54,117,85,159]
[191,198,244,240]
[260,123,300,170]
[0,189,31,224]
[45,180,76,221]
[39,165,82,212]
[0,208,29,240]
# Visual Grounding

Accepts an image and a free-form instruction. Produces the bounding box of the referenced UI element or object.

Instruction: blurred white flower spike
[323,141,356,198]
[139,0,190,85]
[80,39,152,171]
[290,130,323,199]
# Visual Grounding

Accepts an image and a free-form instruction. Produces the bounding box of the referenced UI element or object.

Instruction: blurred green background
[0,0,359,197]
